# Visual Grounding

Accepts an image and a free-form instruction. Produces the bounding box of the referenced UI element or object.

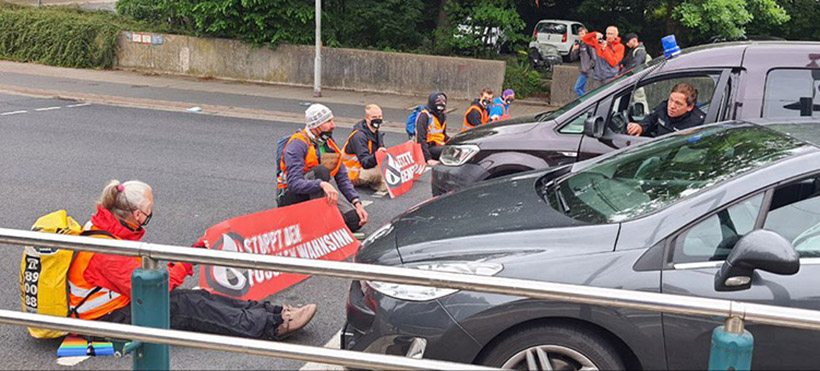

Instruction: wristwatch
[352,199,362,207]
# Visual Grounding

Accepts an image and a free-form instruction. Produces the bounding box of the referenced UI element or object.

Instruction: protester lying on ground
[489,89,515,122]
[278,103,369,231]
[415,92,449,166]
[461,88,493,132]
[342,104,388,192]
[582,26,625,90]
[69,180,317,340]
[626,83,706,137]
[570,26,595,97]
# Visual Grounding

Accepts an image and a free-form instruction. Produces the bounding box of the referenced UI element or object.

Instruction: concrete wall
[550,65,588,107]
[117,32,505,99]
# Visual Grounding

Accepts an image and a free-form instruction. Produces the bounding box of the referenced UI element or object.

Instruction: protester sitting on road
[620,33,647,71]
[489,89,515,122]
[627,83,706,137]
[342,104,388,192]
[69,180,317,340]
[582,26,625,89]
[415,92,450,166]
[461,88,493,132]
[570,26,595,97]
[278,103,369,231]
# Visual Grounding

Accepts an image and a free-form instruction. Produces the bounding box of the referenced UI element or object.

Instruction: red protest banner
[198,199,359,300]
[375,141,427,198]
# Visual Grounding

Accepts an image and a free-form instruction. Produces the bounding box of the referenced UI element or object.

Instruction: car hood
[447,115,540,145]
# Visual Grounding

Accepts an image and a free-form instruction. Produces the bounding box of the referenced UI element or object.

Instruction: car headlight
[440,145,480,166]
[365,261,503,301]
[362,222,393,247]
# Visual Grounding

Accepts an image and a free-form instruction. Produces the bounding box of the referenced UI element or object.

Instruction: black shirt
[639,100,706,137]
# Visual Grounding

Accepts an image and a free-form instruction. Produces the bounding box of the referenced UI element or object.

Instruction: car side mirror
[583,115,604,138]
[714,230,800,292]
[629,102,645,118]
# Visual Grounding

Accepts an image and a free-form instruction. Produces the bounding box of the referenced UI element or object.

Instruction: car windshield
[536,59,661,122]
[542,124,809,224]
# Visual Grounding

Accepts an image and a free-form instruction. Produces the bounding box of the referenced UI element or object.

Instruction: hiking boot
[275,304,317,340]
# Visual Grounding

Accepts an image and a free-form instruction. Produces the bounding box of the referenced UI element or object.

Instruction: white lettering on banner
[240,228,354,288]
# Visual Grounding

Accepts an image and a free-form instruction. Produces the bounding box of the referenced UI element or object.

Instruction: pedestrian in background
[461,88,493,132]
[341,104,388,192]
[489,89,515,122]
[621,33,647,71]
[582,26,625,90]
[415,92,450,166]
[570,26,595,97]
[278,104,369,232]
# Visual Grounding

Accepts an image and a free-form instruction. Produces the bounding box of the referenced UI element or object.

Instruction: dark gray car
[344,120,820,369]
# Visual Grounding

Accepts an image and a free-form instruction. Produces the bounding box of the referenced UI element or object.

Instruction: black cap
[624,33,638,43]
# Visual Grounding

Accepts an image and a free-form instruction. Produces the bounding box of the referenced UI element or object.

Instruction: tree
[436,0,526,57]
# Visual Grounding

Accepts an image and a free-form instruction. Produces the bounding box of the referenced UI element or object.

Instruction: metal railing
[2,227,820,369]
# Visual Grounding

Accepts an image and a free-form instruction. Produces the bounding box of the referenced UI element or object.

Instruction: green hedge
[503,54,549,99]
[0,2,153,68]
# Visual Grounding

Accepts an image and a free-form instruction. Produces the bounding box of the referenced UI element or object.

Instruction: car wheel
[478,324,625,371]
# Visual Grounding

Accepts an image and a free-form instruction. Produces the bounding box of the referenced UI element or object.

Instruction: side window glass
[559,107,594,134]
[571,24,582,35]
[763,69,820,118]
[673,194,763,263]
[764,176,820,257]
[630,75,718,124]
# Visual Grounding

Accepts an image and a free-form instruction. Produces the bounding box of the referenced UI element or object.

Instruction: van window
[571,24,583,35]
[763,69,820,118]
[538,23,567,35]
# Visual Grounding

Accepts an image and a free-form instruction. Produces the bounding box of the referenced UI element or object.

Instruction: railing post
[708,316,753,371]
[131,257,170,370]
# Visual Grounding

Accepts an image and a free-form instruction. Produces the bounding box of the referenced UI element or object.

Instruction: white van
[530,19,585,60]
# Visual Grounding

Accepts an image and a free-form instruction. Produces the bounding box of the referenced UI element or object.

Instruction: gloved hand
[168,262,194,276]
[192,236,208,249]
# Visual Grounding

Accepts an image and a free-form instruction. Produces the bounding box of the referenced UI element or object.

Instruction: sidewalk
[0,61,556,135]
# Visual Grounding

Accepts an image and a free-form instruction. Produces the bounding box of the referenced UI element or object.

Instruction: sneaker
[274,304,317,340]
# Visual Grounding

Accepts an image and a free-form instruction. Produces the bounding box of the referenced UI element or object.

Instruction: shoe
[275,304,317,340]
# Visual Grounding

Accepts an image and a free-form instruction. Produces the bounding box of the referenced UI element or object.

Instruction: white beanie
[305,103,334,129]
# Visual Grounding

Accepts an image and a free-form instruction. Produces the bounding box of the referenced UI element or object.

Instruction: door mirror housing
[714,230,799,292]
[583,115,604,138]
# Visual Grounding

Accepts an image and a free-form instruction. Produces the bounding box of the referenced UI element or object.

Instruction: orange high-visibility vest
[420,109,446,145]
[461,104,489,132]
[341,129,374,183]
[67,227,133,320]
[277,130,343,189]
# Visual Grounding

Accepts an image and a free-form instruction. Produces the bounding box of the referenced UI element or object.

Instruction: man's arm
[334,162,360,203]
[631,48,646,68]
[569,42,580,62]
[466,109,482,128]
[581,32,599,49]
[352,131,377,169]
[639,107,660,134]
[284,140,323,195]
[416,112,432,161]
[600,42,625,68]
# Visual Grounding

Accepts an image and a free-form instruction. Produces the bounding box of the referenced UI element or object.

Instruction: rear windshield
[538,23,567,34]
[542,124,809,224]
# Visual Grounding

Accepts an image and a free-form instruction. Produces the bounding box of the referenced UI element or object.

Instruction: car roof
[654,41,820,72]
[746,119,820,148]
[536,19,582,24]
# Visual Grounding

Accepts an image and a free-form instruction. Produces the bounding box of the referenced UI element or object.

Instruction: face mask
[505,98,514,105]
[435,104,446,112]
[370,118,382,129]
[319,130,333,143]
[481,99,490,107]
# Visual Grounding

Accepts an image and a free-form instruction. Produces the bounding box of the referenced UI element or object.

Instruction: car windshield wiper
[553,184,571,214]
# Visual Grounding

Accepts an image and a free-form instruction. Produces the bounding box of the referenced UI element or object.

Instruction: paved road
[0,92,435,369]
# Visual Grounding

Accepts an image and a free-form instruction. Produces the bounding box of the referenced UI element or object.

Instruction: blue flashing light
[662,35,681,59]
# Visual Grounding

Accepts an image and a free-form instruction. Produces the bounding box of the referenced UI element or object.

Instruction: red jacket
[582,32,625,68]
[82,205,192,298]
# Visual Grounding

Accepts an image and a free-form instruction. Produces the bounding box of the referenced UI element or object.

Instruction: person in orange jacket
[68,179,316,340]
[582,26,625,90]
[462,88,493,131]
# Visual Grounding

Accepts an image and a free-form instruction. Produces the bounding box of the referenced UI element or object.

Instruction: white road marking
[56,356,89,366]
[66,103,91,108]
[299,329,343,370]
[372,191,388,198]
[361,200,373,208]
[0,110,26,116]
[35,106,61,111]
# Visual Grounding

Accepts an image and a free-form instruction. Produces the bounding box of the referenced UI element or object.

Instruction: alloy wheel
[501,345,598,371]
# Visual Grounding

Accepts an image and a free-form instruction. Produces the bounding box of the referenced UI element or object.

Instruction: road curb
[0,84,413,134]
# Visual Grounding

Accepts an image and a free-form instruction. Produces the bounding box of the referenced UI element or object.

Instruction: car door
[577,70,730,161]
[661,173,820,369]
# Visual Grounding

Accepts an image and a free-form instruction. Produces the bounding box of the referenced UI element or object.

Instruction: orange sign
[198,199,359,300]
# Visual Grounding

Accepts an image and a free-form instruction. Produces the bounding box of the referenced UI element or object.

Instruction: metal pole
[708,316,753,370]
[313,0,322,97]
[0,310,496,370]
[131,256,170,370]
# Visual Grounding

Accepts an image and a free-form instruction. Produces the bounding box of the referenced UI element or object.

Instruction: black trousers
[278,166,362,232]
[99,289,284,340]
[428,144,444,160]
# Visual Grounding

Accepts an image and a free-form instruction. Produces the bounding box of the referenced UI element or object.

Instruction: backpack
[405,105,425,138]
[20,210,112,338]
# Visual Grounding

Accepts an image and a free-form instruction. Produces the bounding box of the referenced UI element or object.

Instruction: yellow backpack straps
[21,210,82,338]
